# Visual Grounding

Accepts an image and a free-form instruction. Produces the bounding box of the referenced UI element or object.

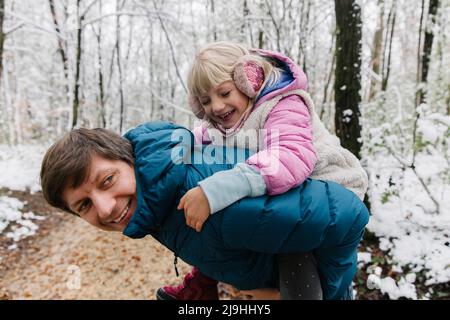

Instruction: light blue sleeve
[198,163,267,214]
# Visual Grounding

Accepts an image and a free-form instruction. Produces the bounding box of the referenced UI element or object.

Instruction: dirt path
[0,190,193,300]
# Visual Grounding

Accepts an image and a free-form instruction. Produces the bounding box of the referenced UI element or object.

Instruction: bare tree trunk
[94,0,105,127]
[2,58,14,144]
[265,0,281,51]
[152,0,187,93]
[242,0,252,44]
[412,0,440,173]
[298,0,310,75]
[334,0,363,159]
[0,0,5,80]
[368,0,384,100]
[415,0,426,107]
[419,0,440,104]
[115,0,125,133]
[48,0,69,101]
[0,0,5,142]
[381,2,396,91]
[210,0,217,41]
[72,0,83,128]
[258,29,264,49]
[148,19,155,121]
[320,31,336,120]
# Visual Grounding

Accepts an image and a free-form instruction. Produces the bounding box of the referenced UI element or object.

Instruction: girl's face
[199,80,249,129]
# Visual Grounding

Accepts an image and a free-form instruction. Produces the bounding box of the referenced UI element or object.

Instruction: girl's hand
[178,186,211,232]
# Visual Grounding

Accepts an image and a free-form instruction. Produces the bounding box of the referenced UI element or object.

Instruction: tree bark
[381,3,395,92]
[210,0,217,41]
[115,0,125,133]
[0,0,5,81]
[419,0,439,104]
[94,0,105,128]
[152,0,187,93]
[415,0,426,106]
[320,31,336,120]
[368,0,384,100]
[48,0,70,101]
[298,0,310,74]
[72,0,83,128]
[334,0,363,159]
[265,0,281,51]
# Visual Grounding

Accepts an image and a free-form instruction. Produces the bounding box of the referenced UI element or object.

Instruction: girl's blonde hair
[187,41,281,98]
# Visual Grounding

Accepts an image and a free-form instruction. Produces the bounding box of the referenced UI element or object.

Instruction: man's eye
[78,200,90,213]
[103,175,113,186]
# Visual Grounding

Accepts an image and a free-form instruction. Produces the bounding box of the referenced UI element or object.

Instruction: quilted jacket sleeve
[246,95,317,195]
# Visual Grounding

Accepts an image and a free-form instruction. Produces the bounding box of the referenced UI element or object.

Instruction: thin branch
[385,144,441,214]
[82,11,172,28]
[149,88,193,115]
[4,22,25,35]
[7,11,68,40]
[264,0,281,51]
[151,0,187,93]
[80,0,100,18]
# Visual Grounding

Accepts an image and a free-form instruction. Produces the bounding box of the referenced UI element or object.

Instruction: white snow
[358,251,372,265]
[379,276,418,300]
[0,196,45,246]
[343,109,354,117]
[0,196,23,233]
[0,144,47,253]
[0,144,47,193]
[365,152,450,298]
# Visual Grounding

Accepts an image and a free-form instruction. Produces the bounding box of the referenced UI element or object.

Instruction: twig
[151,0,187,93]
[385,144,441,214]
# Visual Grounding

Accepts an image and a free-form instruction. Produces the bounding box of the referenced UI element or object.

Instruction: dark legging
[277,252,323,300]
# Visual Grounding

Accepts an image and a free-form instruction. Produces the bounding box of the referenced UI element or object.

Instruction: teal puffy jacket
[123,122,369,299]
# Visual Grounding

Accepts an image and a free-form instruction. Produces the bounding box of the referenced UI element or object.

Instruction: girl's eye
[220,91,230,97]
[200,99,210,105]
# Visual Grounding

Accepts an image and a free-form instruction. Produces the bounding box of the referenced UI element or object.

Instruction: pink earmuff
[233,60,265,98]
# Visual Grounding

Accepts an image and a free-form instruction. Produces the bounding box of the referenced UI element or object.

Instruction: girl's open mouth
[219,110,235,123]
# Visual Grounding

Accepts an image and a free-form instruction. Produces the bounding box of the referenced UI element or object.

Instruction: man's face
[63,154,137,232]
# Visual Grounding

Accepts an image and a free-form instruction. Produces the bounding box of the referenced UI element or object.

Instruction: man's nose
[92,192,115,220]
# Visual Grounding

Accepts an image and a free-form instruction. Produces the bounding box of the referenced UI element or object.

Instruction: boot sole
[156,288,177,300]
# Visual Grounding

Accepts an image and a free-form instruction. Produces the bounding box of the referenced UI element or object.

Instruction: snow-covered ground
[362,152,449,299]
[0,145,46,193]
[0,143,448,299]
[0,145,47,251]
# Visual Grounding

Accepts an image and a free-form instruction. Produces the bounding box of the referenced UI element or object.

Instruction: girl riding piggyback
[157,42,368,300]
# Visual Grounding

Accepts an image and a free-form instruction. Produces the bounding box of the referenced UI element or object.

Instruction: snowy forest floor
[0,188,448,300]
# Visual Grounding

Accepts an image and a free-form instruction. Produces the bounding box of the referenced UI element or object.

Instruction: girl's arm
[198,163,266,214]
[178,162,265,231]
[189,95,316,213]
[247,95,317,195]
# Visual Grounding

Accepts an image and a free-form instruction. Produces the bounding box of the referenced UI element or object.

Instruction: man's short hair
[40,128,134,214]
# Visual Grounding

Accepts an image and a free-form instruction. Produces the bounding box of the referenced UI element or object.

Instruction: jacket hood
[250,48,308,108]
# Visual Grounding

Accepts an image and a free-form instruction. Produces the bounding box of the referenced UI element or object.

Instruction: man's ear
[188,95,205,119]
[233,58,265,98]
